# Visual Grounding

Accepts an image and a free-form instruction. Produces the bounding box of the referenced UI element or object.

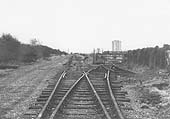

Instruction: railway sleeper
[36,98,47,102]
[97,94,110,98]
[111,88,122,91]
[70,97,94,100]
[44,88,54,91]
[111,84,123,88]
[39,95,50,98]
[51,97,65,101]
[70,94,95,97]
[111,86,122,88]
[55,91,68,95]
[56,88,70,91]
[37,97,49,100]
[95,93,109,96]
[89,79,106,81]
[60,113,105,116]
[93,85,108,87]
[89,76,105,79]
[65,105,98,109]
[95,98,111,102]
[29,105,43,109]
[68,98,94,101]
[95,92,109,95]
[110,81,122,84]
[39,95,51,98]
[71,93,92,96]
[62,108,100,115]
[93,88,107,91]
[23,113,37,118]
[116,98,131,102]
[88,77,105,80]
[57,113,106,119]
[43,89,53,91]
[67,103,98,106]
[62,80,77,82]
[88,76,105,79]
[60,81,75,87]
[72,90,92,92]
[56,92,69,98]
[69,101,95,105]
[114,95,126,98]
[95,87,108,90]
[54,95,68,99]
[62,81,77,84]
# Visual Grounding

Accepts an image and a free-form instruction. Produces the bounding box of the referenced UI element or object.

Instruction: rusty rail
[106,70,125,119]
[36,71,66,119]
[49,73,85,119]
[85,72,112,119]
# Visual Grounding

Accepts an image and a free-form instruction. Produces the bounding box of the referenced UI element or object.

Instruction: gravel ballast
[0,56,69,119]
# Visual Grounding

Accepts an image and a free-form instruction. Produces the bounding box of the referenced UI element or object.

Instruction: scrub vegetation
[126,45,170,69]
[0,33,67,64]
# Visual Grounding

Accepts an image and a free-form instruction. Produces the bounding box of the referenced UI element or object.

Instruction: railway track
[23,70,81,119]
[24,64,133,119]
[86,65,126,119]
[50,73,110,119]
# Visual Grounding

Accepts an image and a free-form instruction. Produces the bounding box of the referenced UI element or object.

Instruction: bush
[0,33,67,63]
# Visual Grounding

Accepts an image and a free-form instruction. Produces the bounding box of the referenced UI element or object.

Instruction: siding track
[86,65,125,119]
[50,74,110,119]
[24,64,133,119]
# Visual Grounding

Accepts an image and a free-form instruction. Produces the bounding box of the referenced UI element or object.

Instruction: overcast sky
[0,0,170,53]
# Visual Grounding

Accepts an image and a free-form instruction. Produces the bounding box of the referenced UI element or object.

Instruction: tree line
[125,45,170,69]
[0,33,67,63]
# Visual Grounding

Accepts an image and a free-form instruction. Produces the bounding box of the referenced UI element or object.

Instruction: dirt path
[0,56,69,119]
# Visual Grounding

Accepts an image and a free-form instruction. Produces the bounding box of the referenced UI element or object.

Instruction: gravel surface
[0,55,69,119]
[120,66,170,119]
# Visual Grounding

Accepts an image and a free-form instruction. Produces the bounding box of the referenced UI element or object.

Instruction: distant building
[97,48,100,53]
[112,40,121,52]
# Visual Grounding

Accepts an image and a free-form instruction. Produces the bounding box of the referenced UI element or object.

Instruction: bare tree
[30,38,41,46]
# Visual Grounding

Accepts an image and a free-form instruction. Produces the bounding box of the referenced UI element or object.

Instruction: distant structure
[97,48,100,54]
[112,40,121,52]
[166,50,170,65]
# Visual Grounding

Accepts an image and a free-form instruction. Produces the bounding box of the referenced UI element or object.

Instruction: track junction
[23,55,136,119]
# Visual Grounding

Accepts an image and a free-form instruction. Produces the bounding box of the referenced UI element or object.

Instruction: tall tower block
[112,40,121,52]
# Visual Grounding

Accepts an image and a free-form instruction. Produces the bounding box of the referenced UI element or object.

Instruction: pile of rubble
[121,66,170,119]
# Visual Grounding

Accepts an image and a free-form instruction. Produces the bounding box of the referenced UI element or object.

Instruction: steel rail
[95,65,125,119]
[106,70,125,119]
[111,63,136,74]
[49,73,85,119]
[85,73,112,119]
[36,71,66,119]
[86,66,98,74]
[101,64,135,77]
